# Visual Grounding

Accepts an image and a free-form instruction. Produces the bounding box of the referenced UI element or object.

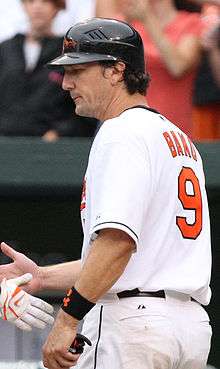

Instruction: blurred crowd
[0,0,219,142]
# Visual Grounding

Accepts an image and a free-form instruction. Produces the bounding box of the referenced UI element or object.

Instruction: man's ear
[103,62,126,85]
[114,62,126,83]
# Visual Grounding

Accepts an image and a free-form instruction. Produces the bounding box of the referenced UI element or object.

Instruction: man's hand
[121,0,154,23]
[0,273,54,331]
[0,242,42,294]
[42,309,80,369]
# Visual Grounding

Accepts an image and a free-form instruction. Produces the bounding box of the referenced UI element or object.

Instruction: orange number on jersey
[177,167,202,239]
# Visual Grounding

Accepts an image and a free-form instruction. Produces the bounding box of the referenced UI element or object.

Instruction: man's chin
[75,107,93,119]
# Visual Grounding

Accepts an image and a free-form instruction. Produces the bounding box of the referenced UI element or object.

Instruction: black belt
[117,288,165,299]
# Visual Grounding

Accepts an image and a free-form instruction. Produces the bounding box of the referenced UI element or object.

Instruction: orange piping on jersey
[80,203,86,211]
[80,178,86,211]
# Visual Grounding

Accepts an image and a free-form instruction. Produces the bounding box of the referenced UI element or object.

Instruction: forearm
[39,260,82,292]
[74,229,135,303]
[142,14,201,77]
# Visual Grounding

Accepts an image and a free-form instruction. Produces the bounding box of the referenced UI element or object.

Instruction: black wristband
[62,287,95,320]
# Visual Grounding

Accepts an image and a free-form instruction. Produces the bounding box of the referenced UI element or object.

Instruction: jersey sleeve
[88,132,152,247]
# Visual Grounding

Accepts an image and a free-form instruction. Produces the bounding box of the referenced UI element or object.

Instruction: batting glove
[0,273,54,331]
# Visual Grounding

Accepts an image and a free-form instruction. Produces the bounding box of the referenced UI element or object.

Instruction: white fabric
[80,107,212,305]
[77,295,212,369]
[0,1,27,42]
[0,274,54,331]
[0,0,95,42]
[53,0,95,36]
[23,40,42,71]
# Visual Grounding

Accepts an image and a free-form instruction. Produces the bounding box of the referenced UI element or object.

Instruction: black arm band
[61,287,96,321]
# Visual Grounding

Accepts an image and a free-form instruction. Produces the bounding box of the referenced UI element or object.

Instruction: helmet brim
[47,52,117,67]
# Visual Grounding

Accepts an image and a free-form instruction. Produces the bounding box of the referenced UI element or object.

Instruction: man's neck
[101,93,148,122]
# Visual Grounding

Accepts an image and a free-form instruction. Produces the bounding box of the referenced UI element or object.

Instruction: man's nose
[62,73,75,91]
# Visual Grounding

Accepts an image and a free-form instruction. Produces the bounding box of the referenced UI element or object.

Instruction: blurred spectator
[0,1,27,42]
[96,0,204,137]
[95,0,118,18]
[193,4,220,140]
[0,0,95,43]
[53,0,95,36]
[0,0,98,139]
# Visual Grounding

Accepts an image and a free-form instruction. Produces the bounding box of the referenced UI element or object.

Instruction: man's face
[22,0,58,31]
[62,63,112,121]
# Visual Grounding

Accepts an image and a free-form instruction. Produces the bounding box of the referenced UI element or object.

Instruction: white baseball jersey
[80,106,211,305]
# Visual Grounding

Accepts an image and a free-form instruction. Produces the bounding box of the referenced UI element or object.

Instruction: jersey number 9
[176,167,202,239]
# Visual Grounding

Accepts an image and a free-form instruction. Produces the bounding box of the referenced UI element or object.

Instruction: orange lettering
[188,139,197,161]
[171,131,184,156]
[163,131,177,158]
[178,133,191,158]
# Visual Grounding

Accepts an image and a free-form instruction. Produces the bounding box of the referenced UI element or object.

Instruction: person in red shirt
[192,3,220,140]
[96,0,204,137]
[122,0,203,137]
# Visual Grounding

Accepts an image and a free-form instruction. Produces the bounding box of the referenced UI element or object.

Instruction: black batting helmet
[48,17,145,73]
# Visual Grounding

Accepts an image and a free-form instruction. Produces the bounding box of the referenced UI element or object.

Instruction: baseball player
[0,273,54,330]
[0,18,212,369]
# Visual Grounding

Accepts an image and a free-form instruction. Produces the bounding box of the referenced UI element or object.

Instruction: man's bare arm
[39,260,81,292]
[74,228,135,303]
[0,242,81,293]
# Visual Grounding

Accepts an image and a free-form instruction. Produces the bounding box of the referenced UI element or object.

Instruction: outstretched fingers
[0,242,17,261]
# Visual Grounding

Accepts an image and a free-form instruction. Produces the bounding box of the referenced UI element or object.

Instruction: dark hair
[53,0,66,9]
[100,61,150,96]
[174,0,201,12]
[22,0,66,9]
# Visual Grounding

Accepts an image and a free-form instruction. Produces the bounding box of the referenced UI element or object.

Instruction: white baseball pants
[76,292,212,369]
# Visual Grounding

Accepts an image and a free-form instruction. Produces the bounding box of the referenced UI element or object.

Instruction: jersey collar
[123,105,160,114]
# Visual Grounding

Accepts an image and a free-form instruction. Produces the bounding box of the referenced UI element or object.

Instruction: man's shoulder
[94,107,164,148]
